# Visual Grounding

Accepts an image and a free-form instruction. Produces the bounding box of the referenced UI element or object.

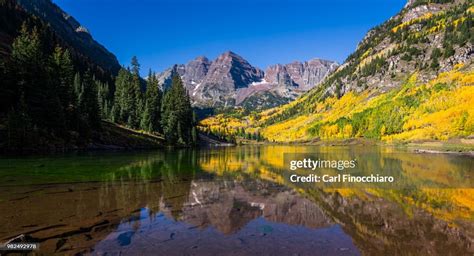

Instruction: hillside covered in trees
[199,0,473,146]
[0,0,196,152]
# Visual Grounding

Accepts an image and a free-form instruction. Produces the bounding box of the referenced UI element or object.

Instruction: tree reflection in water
[0,146,472,255]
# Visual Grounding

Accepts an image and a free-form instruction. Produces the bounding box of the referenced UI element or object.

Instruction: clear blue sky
[54,0,406,76]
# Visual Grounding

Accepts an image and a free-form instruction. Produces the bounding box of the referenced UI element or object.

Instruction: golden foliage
[198,145,474,223]
[200,68,473,143]
[391,13,434,33]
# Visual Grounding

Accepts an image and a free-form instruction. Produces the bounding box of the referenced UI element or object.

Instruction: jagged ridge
[156,51,338,110]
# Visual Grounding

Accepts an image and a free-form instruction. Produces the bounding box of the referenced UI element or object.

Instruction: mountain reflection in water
[93,179,358,256]
[0,145,472,255]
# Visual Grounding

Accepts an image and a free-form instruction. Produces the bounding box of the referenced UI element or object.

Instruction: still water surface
[0,145,473,255]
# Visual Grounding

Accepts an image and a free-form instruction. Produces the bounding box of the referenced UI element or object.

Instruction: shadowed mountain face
[15,0,121,74]
[156,51,338,110]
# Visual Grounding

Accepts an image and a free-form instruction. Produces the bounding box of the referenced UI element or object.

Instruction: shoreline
[412,148,474,156]
[2,130,473,156]
[236,137,474,156]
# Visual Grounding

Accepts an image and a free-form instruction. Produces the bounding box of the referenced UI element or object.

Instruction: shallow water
[0,145,473,255]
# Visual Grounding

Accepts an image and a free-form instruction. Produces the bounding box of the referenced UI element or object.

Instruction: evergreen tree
[96,79,111,119]
[131,56,143,128]
[140,70,162,132]
[10,23,64,132]
[78,70,101,129]
[113,66,140,128]
[140,100,152,131]
[192,126,198,145]
[191,111,198,144]
[51,47,74,107]
[125,66,139,127]
[131,56,140,76]
[161,75,194,144]
[112,57,144,129]
[430,48,442,70]
[51,46,75,129]
[113,68,129,123]
[73,72,82,99]
[443,44,455,58]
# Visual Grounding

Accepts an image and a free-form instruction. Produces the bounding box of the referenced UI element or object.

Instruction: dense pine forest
[0,5,196,152]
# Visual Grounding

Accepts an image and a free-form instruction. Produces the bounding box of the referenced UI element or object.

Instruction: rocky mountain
[200,0,473,144]
[193,51,265,108]
[14,0,121,74]
[265,0,473,122]
[317,0,473,97]
[268,59,339,90]
[157,51,338,110]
